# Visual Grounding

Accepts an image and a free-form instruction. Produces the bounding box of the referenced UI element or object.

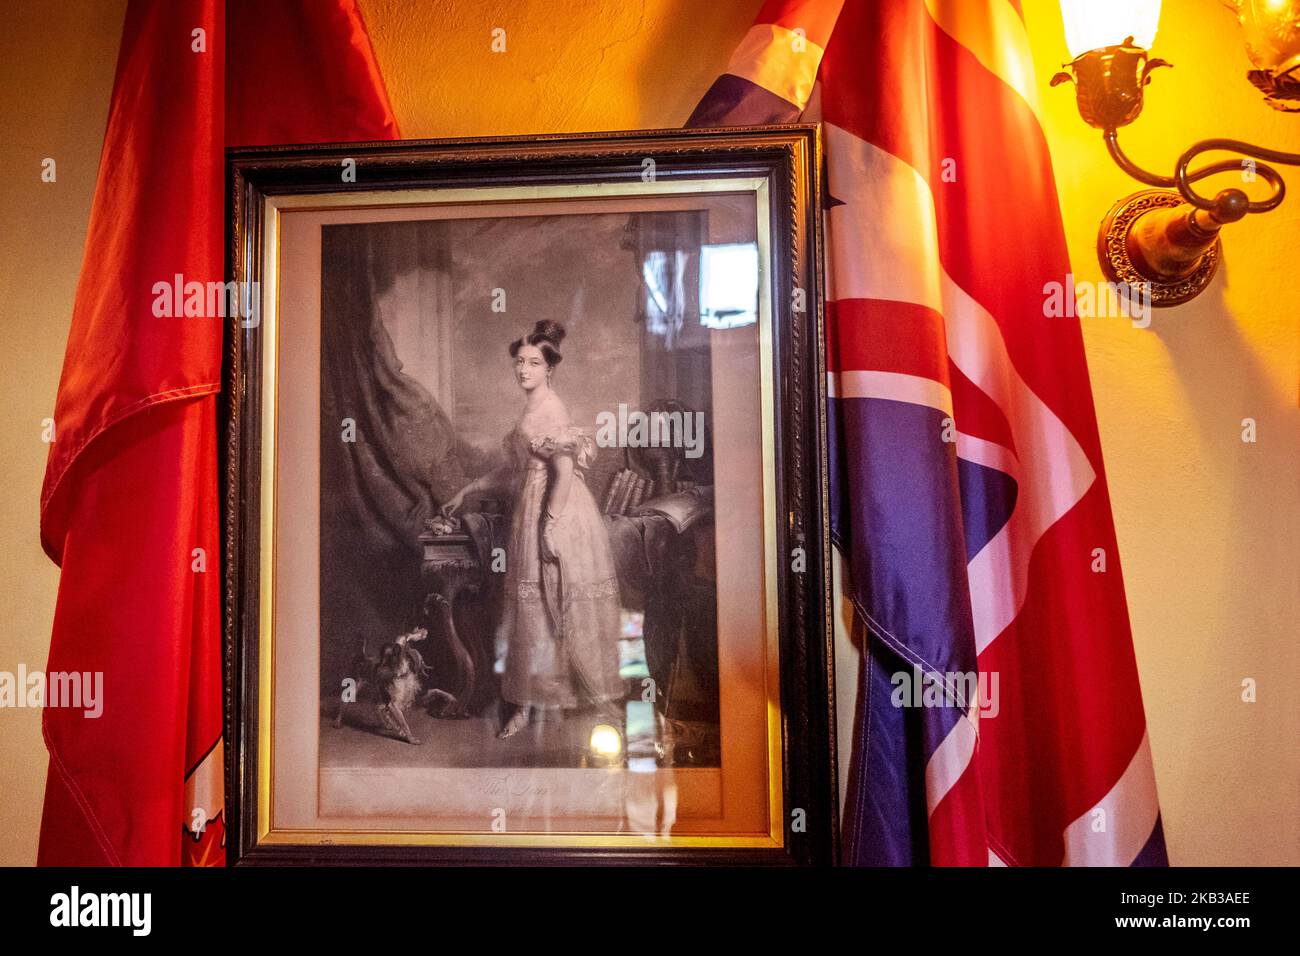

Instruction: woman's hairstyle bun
[531,320,566,348]
[508,320,566,366]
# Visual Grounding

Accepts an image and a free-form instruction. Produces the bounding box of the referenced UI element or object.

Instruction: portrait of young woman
[439,320,625,741]
[223,128,832,865]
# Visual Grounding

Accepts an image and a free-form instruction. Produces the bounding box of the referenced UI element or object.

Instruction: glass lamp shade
[1061,0,1162,58]
[1224,0,1300,109]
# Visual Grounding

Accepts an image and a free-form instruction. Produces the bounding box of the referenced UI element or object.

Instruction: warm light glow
[589,724,623,756]
[1230,0,1300,86]
[1061,0,1161,59]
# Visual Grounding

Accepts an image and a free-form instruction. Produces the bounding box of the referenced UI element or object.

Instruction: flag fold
[38,0,398,867]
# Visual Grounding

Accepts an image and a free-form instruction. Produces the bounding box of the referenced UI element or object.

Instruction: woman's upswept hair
[509,320,566,367]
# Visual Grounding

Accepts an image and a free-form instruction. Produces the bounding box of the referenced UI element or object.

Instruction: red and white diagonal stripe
[692,0,1166,866]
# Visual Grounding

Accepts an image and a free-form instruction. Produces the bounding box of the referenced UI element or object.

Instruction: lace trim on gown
[516,577,619,602]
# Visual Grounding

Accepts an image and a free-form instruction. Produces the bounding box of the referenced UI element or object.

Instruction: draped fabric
[690,0,1167,866]
[38,0,399,866]
[319,224,465,684]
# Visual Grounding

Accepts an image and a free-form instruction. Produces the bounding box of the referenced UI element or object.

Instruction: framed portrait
[223,125,835,865]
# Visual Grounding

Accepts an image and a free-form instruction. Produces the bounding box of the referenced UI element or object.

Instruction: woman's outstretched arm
[442,460,513,515]
[471,461,515,497]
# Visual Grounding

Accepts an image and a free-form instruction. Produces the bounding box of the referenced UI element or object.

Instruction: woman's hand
[529,435,557,459]
[440,488,467,517]
[541,513,561,562]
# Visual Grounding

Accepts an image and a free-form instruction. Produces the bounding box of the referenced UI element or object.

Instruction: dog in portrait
[335,627,435,744]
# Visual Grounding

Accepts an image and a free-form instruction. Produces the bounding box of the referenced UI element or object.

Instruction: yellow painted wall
[0,0,1294,865]
[1022,0,1300,865]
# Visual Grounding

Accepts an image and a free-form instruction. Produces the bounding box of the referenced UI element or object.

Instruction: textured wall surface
[360,0,761,137]
[0,0,1294,865]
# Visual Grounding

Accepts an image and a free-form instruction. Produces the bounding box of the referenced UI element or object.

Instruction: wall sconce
[1052,0,1300,306]
[1228,0,1300,111]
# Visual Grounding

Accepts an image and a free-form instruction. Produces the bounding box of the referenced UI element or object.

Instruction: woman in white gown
[442,321,624,739]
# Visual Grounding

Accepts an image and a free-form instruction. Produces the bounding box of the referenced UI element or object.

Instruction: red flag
[38,0,398,867]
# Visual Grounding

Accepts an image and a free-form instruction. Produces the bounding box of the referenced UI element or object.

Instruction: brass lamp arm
[1104,127,1298,217]
[1104,127,1178,187]
[1176,138,1297,214]
[1057,30,1300,308]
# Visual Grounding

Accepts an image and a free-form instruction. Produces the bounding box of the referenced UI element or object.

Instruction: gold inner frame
[256,177,784,849]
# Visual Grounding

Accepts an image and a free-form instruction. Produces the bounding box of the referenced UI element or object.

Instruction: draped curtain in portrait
[319,223,465,685]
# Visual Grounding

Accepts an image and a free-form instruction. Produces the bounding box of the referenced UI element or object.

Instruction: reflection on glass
[700,242,759,329]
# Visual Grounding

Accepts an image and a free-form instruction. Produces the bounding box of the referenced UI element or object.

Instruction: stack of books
[601,469,698,516]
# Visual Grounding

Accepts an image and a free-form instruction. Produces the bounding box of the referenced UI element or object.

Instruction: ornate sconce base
[1098,189,1223,307]
[1055,17,1300,309]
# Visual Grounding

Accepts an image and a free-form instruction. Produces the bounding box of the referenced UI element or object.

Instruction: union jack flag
[691,0,1168,866]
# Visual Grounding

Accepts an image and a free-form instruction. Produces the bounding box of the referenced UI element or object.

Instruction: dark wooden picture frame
[223,125,835,865]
